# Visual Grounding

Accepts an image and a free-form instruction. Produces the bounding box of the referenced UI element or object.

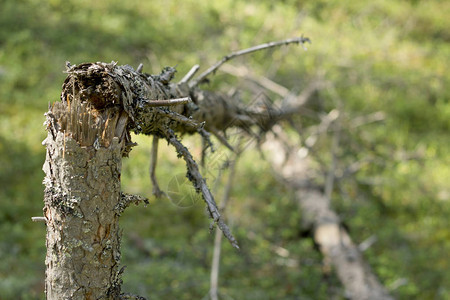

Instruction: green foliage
[0,0,448,299]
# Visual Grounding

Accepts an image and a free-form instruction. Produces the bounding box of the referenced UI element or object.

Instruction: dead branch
[136,63,144,73]
[210,159,238,300]
[31,216,47,222]
[179,64,200,84]
[189,36,311,88]
[143,97,191,107]
[149,136,165,197]
[220,64,291,98]
[209,139,242,300]
[162,127,239,249]
[217,63,325,133]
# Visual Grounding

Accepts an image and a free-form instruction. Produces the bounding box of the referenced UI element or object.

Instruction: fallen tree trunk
[263,129,393,300]
[296,189,393,300]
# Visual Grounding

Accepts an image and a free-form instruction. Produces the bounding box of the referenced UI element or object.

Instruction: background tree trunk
[263,130,393,300]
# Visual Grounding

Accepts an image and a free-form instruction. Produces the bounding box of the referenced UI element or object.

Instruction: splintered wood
[49,97,129,150]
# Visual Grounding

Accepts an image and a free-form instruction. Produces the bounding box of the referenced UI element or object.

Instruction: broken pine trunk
[41,62,239,299]
[43,97,127,298]
[41,80,151,298]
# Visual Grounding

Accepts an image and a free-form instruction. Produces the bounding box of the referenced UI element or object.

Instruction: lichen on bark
[43,129,124,299]
[42,67,141,298]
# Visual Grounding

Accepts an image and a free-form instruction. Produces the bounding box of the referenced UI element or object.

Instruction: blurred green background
[0,0,449,299]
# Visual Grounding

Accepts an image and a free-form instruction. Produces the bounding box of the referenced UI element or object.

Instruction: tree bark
[42,93,131,299]
[43,134,123,299]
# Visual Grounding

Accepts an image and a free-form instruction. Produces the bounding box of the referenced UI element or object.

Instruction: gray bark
[43,132,122,299]
[42,92,141,299]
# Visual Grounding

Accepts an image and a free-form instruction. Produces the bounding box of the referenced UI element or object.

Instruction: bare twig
[136,63,144,73]
[179,64,200,84]
[31,216,47,222]
[220,64,291,98]
[149,136,165,198]
[156,108,205,130]
[209,217,224,300]
[210,156,239,300]
[219,63,325,126]
[162,127,239,249]
[144,97,191,107]
[189,36,311,88]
